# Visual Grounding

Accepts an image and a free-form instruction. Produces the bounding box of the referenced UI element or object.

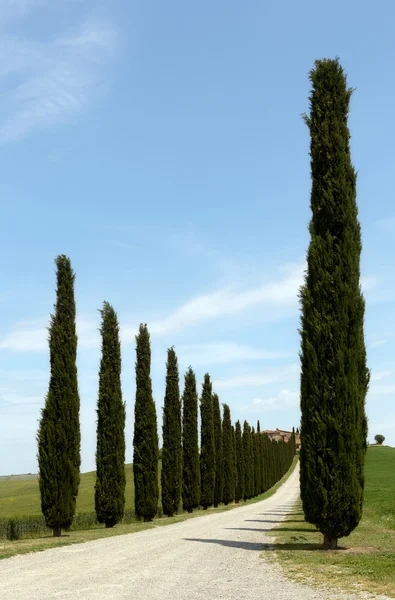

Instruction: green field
[0,457,298,560]
[267,446,395,597]
[0,464,135,518]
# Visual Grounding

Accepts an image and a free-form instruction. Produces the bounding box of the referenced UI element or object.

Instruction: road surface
[0,465,387,599]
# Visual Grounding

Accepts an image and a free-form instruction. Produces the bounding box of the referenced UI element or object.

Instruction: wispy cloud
[248,389,300,412]
[149,262,305,336]
[176,342,291,368]
[370,369,393,382]
[0,5,117,143]
[0,316,99,352]
[214,362,299,390]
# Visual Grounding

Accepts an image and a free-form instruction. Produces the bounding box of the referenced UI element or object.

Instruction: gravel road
[0,464,389,600]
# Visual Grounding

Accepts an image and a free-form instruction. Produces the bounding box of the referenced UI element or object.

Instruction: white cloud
[214,362,299,390]
[150,262,305,336]
[0,316,99,352]
[371,369,393,382]
[369,339,386,349]
[177,342,291,367]
[0,8,117,143]
[369,383,395,396]
[361,276,377,293]
[247,389,300,412]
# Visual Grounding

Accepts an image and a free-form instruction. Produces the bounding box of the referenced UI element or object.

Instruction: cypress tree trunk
[38,255,80,537]
[242,421,251,500]
[182,367,200,513]
[235,420,244,502]
[222,404,235,505]
[300,58,369,548]
[95,302,126,528]
[133,324,159,522]
[212,394,223,507]
[200,374,215,509]
[161,347,182,517]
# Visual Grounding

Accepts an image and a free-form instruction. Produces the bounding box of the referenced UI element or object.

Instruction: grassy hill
[269,445,395,597]
[0,464,135,517]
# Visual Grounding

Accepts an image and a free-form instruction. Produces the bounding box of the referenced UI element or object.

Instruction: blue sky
[1,0,395,475]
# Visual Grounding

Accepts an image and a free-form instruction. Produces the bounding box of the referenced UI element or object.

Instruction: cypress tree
[200,374,215,509]
[255,421,262,496]
[212,393,223,507]
[161,347,182,517]
[222,404,235,505]
[300,58,369,550]
[235,420,244,503]
[232,424,237,502]
[242,420,251,499]
[95,302,126,528]
[37,255,80,537]
[133,324,159,522]
[182,367,200,513]
[250,426,256,497]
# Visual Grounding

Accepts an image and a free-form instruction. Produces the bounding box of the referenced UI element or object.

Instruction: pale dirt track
[0,465,389,600]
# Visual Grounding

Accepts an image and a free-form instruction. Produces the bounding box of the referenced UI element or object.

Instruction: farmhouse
[262,428,301,452]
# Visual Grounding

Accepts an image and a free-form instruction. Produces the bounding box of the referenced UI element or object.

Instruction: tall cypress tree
[38,255,80,537]
[300,58,369,550]
[232,424,237,502]
[161,347,182,517]
[200,374,215,509]
[235,420,244,503]
[133,324,159,521]
[255,421,262,496]
[242,420,251,500]
[212,393,223,507]
[182,367,200,513]
[95,302,126,528]
[222,404,235,505]
[250,426,256,497]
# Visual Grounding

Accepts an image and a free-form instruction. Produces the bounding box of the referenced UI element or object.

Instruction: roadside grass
[265,446,395,598]
[0,456,298,560]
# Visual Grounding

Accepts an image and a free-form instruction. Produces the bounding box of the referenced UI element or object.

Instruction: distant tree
[250,426,256,496]
[255,421,262,496]
[161,347,182,517]
[182,367,200,513]
[300,58,369,549]
[235,420,244,502]
[38,255,80,537]
[95,302,126,528]
[222,404,235,505]
[212,394,223,507]
[243,420,252,499]
[200,374,215,509]
[133,324,159,522]
[374,434,385,445]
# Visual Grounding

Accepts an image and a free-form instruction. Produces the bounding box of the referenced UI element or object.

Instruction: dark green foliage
[242,420,251,499]
[161,347,182,517]
[222,404,235,504]
[235,420,244,502]
[255,421,262,496]
[212,394,223,507]
[133,324,159,522]
[37,255,80,537]
[200,374,215,509]
[95,303,126,528]
[182,368,200,512]
[374,435,385,445]
[300,58,369,548]
[250,426,256,497]
[232,424,237,501]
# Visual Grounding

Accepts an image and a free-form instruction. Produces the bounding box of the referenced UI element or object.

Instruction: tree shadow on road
[184,538,324,551]
[245,519,303,524]
[225,527,318,533]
